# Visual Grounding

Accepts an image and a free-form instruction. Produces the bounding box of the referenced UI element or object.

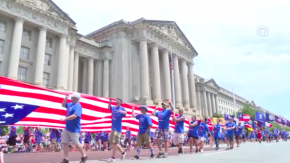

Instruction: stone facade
[0,0,267,118]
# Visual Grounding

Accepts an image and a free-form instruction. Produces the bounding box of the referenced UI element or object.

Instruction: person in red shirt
[257,128,262,143]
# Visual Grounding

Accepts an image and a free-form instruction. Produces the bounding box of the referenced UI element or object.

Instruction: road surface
[5,141,290,163]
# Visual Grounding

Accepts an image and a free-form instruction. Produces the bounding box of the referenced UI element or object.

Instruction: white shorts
[199,137,206,142]
[173,133,184,145]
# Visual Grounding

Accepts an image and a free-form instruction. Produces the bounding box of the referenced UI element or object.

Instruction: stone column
[162,49,172,101]
[87,58,94,95]
[72,53,79,92]
[173,55,182,107]
[207,92,212,116]
[203,91,208,116]
[197,91,202,116]
[139,40,151,102]
[215,95,219,113]
[67,46,75,91]
[82,59,88,94]
[34,27,47,86]
[211,93,216,114]
[103,59,110,98]
[7,18,24,80]
[56,35,67,90]
[151,43,161,104]
[180,60,190,109]
[187,63,197,109]
[96,60,103,96]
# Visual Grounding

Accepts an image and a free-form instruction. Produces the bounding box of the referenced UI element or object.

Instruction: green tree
[17,126,24,134]
[0,126,9,135]
[212,112,223,118]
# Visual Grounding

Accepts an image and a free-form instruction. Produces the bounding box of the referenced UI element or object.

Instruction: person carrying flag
[235,122,243,147]
[225,117,236,150]
[152,101,173,158]
[60,93,87,163]
[187,116,200,153]
[132,105,155,159]
[198,117,210,153]
[213,119,221,150]
[107,98,127,162]
[172,109,185,155]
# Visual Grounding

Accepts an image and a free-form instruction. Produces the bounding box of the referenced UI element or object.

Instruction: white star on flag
[0,108,6,112]
[11,104,24,110]
[2,113,13,118]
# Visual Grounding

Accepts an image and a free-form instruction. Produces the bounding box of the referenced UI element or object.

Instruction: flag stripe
[0,76,211,135]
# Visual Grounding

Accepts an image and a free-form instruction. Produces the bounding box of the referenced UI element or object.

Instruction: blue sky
[55,0,290,117]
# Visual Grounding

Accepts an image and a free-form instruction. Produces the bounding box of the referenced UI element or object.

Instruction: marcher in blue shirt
[235,122,243,147]
[108,98,127,162]
[84,132,91,151]
[60,93,87,163]
[153,101,173,158]
[23,127,30,152]
[124,126,131,150]
[94,132,101,151]
[8,126,17,150]
[213,119,221,150]
[172,108,185,154]
[132,105,155,159]
[198,118,210,153]
[187,116,200,153]
[225,117,236,150]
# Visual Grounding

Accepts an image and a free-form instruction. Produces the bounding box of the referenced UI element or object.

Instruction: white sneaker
[108,157,115,162]
[200,149,203,153]
[121,152,127,160]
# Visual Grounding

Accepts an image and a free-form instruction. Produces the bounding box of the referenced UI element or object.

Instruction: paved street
[6,141,290,163]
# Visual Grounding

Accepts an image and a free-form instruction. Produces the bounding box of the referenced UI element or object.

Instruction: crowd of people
[1,94,289,163]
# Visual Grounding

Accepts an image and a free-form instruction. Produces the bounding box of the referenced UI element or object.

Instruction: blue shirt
[65,102,82,133]
[213,124,221,138]
[111,106,126,132]
[136,114,152,134]
[156,109,171,129]
[198,123,209,137]
[84,132,91,142]
[174,115,185,133]
[235,125,242,136]
[225,122,236,135]
[50,129,57,140]
[125,130,131,139]
[95,133,100,141]
[36,130,42,143]
[188,120,200,137]
[9,126,16,138]
[23,127,29,135]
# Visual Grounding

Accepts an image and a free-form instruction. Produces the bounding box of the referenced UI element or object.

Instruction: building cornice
[0,0,71,34]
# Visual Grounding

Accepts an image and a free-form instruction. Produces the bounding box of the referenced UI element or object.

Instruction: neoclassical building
[0,0,199,117]
[0,0,274,118]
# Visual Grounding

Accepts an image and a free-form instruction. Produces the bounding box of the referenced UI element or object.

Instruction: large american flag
[0,76,214,135]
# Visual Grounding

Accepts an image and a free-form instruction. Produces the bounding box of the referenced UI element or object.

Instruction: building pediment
[142,20,197,56]
[17,0,76,27]
[204,79,220,90]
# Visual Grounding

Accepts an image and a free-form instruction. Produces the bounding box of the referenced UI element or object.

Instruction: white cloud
[54,0,290,112]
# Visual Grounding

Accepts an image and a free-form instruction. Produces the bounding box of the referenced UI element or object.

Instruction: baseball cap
[70,93,81,100]
[139,105,148,112]
[116,98,123,103]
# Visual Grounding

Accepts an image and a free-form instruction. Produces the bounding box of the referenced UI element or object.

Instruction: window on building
[46,38,53,48]
[0,40,4,53]
[0,21,6,33]
[20,46,30,60]
[22,29,31,41]
[18,66,28,82]
[43,72,50,87]
[44,53,52,66]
